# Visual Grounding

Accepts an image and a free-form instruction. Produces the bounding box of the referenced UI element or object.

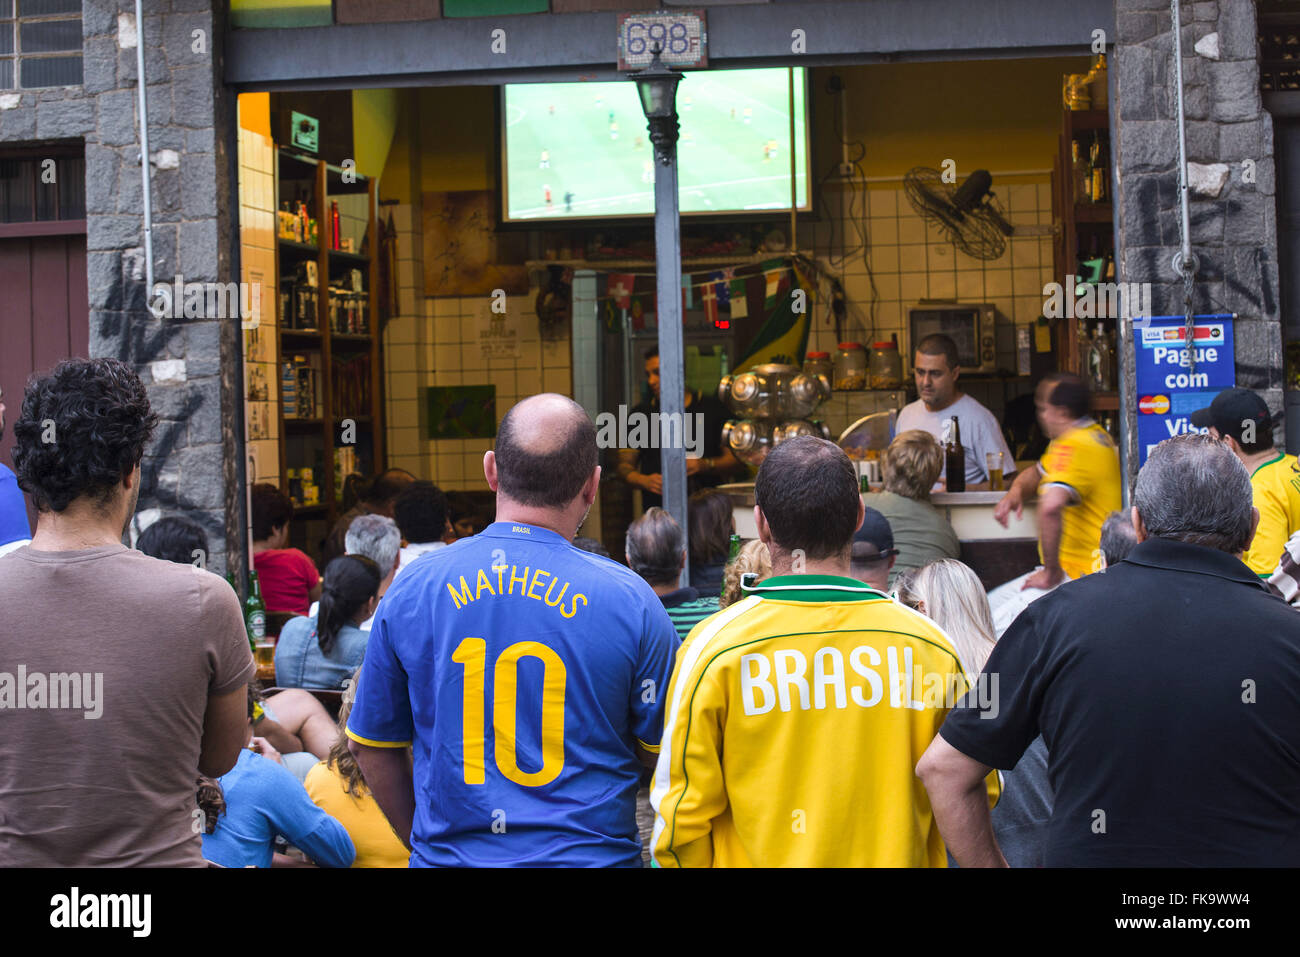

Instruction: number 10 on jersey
[452,638,568,787]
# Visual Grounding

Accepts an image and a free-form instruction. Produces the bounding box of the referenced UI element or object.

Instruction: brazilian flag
[731,260,814,371]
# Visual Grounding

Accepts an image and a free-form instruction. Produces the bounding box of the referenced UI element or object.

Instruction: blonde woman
[896,559,1052,868]
[719,539,772,609]
[893,559,996,676]
[303,672,410,867]
[863,431,960,587]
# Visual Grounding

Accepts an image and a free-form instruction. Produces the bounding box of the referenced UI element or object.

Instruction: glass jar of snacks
[833,342,867,391]
[803,352,833,392]
[869,341,903,390]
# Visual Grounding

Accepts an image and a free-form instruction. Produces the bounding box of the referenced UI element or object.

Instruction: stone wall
[0,0,240,574]
[1115,0,1281,483]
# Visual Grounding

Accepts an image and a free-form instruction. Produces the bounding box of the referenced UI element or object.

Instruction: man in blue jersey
[347,393,679,866]
[0,384,32,555]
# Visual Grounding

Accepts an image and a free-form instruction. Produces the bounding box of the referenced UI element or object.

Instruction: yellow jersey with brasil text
[1243,452,1300,576]
[650,575,1000,868]
[1037,420,1121,580]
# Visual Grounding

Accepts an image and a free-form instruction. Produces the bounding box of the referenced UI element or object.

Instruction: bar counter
[723,485,1039,590]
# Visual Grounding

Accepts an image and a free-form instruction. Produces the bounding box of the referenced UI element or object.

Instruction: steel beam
[225,0,1116,91]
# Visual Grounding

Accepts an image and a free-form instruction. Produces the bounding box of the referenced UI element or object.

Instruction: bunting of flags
[606,273,635,310]
[595,261,792,338]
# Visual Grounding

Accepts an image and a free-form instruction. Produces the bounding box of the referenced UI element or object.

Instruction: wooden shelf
[1063,108,1109,133]
[290,504,327,517]
[278,237,320,256]
[1054,106,1117,381]
[1091,392,1119,411]
[265,145,385,558]
[1074,203,1112,223]
[328,248,369,266]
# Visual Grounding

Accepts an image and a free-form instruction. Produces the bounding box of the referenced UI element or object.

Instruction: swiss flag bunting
[607,273,634,309]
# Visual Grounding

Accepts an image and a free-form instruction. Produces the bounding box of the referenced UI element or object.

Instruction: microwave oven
[907,302,999,374]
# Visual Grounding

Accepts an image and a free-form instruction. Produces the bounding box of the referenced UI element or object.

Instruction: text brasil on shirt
[346,521,679,866]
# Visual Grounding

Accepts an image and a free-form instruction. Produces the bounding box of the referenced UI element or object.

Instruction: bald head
[494,394,598,509]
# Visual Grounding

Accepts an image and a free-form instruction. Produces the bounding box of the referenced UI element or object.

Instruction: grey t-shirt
[862,490,961,586]
[948,735,1053,868]
[896,393,1015,487]
[0,544,254,866]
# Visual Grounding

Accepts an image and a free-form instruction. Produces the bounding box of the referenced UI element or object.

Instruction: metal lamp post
[633,48,689,581]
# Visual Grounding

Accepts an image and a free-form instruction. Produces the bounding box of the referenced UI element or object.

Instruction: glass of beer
[255,641,275,672]
[986,451,1006,491]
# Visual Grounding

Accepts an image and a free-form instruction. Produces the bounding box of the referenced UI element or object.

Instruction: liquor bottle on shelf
[1071,139,1089,204]
[943,416,966,493]
[1089,133,1106,204]
[1103,324,1118,390]
[330,200,341,250]
[1077,321,1094,376]
[1088,324,1110,392]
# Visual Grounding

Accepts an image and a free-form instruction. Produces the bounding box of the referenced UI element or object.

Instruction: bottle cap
[806,351,830,359]
[838,342,864,350]
[872,341,896,350]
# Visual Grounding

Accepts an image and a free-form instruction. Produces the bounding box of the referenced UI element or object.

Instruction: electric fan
[902,167,1015,261]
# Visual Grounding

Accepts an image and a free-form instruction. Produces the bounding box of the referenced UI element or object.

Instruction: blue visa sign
[1133,318,1234,465]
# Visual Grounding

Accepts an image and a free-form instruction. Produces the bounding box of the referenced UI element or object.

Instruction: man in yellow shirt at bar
[651,436,998,867]
[994,372,1121,589]
[1190,387,1300,576]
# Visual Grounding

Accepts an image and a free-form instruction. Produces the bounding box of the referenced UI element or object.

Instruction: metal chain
[1171,0,1197,373]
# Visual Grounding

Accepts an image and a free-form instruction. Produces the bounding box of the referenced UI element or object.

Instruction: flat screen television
[501,67,809,223]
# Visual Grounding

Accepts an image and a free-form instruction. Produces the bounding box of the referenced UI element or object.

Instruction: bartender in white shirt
[895,333,1016,491]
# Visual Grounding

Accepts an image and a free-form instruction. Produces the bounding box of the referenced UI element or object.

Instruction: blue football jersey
[347,521,680,867]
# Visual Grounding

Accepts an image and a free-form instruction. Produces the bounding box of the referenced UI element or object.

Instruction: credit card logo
[1139,394,1171,414]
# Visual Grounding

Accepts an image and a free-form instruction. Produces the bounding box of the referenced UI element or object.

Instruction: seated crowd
[4,357,1300,869]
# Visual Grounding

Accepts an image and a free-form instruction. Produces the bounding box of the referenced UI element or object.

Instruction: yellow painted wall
[238,92,271,138]
[418,87,497,192]
[814,56,1093,181]
[352,88,401,179]
[380,87,497,202]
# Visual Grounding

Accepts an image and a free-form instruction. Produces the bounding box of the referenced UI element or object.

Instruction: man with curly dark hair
[0,358,254,866]
[0,383,31,556]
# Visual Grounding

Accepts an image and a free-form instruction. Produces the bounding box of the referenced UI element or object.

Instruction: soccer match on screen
[503,67,808,221]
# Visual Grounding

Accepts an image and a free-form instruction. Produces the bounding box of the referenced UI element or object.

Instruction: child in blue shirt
[202,691,355,868]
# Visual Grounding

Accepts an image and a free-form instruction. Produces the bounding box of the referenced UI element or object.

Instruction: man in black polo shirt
[615,347,741,509]
[918,432,1300,867]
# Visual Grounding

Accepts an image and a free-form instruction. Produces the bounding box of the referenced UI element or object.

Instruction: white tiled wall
[806,178,1055,367]
[383,204,572,490]
[237,124,282,487]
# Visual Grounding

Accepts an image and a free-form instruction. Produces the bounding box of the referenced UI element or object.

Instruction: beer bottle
[721,532,742,601]
[245,570,267,653]
[944,415,966,492]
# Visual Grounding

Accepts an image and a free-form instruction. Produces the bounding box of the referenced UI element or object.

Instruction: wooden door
[0,231,89,531]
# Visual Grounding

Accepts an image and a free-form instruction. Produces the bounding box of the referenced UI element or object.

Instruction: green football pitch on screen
[502,67,808,222]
